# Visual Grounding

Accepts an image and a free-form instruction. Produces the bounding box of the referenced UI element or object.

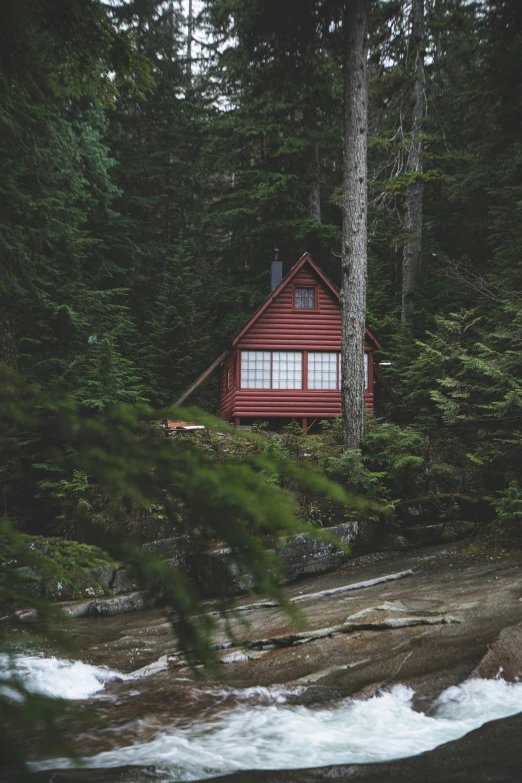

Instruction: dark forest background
[1,0,521,542]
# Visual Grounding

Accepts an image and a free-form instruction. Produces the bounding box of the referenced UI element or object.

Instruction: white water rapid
[0,653,121,700]
[10,653,522,780]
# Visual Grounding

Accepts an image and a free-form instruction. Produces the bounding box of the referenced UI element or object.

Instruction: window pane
[308,352,338,389]
[295,287,316,309]
[364,352,369,389]
[241,351,270,388]
[273,352,302,389]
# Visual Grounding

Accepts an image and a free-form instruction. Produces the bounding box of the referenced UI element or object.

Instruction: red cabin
[217,253,380,431]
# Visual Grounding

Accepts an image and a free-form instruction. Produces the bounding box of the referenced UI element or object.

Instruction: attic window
[294,286,316,309]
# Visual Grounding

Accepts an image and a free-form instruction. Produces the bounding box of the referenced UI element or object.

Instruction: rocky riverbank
[5,541,522,782]
[8,518,478,624]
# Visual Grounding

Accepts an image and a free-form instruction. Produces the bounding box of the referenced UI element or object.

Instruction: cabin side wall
[365,347,374,413]
[218,351,236,421]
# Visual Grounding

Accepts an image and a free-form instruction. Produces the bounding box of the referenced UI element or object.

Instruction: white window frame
[240,351,303,390]
[240,351,271,389]
[308,352,338,390]
[273,351,302,389]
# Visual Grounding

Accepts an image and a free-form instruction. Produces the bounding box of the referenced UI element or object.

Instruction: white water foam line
[30,676,522,779]
[0,653,121,700]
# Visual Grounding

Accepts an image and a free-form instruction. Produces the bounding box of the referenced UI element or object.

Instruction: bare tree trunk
[401,0,426,323]
[341,0,368,451]
[304,106,321,222]
[187,0,193,89]
[308,143,321,222]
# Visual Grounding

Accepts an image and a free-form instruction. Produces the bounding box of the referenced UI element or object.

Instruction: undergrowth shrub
[490,481,522,541]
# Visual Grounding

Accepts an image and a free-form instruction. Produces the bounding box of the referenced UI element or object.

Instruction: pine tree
[341,0,369,450]
[106,0,210,404]
[202,0,344,298]
[0,0,151,407]
[401,0,426,322]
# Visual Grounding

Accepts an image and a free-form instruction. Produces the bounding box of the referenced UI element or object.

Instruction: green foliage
[405,306,522,482]
[491,481,522,534]
[0,526,118,613]
[324,421,433,524]
[0,367,350,643]
[362,422,426,499]
[201,0,344,312]
[0,0,152,103]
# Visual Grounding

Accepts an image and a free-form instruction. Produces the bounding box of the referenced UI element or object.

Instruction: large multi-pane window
[240,350,369,390]
[308,352,369,390]
[273,352,302,389]
[240,351,271,388]
[308,352,337,389]
[241,351,302,389]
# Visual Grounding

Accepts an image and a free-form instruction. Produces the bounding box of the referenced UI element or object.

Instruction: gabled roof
[168,253,381,409]
[232,252,381,349]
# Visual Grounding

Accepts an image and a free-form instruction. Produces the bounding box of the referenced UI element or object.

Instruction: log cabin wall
[238,266,338,351]
[219,352,236,421]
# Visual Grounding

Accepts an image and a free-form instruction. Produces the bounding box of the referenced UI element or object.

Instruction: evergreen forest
[1,1,522,766]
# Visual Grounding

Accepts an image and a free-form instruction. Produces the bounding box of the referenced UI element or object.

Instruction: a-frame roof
[232,252,381,349]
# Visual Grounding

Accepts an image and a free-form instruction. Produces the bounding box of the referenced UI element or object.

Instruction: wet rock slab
[13,543,522,783]
[69,544,522,695]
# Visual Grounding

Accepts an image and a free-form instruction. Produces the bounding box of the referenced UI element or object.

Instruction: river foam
[27,664,522,779]
[0,653,121,700]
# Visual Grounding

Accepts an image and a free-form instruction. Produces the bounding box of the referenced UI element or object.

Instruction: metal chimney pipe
[271,248,283,291]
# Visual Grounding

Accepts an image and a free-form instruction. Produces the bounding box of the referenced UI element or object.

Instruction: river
[4,544,522,782]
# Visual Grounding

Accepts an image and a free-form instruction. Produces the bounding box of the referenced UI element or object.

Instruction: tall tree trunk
[401,0,426,323]
[308,142,321,221]
[341,0,369,450]
[304,107,321,222]
[186,0,193,89]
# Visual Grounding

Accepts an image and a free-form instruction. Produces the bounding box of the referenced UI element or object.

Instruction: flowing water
[0,653,121,700]
[4,653,522,781]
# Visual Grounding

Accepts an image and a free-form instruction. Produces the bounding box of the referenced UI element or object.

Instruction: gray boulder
[91,565,117,591]
[44,579,76,601]
[45,565,116,601]
[86,591,154,617]
[277,521,358,581]
[142,537,180,558]
[111,568,139,595]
